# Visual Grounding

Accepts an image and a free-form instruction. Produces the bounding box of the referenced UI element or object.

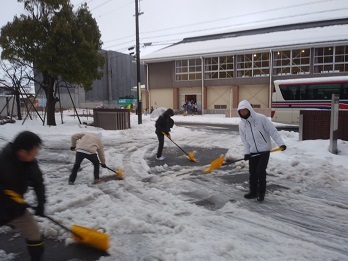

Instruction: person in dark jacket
[0,131,46,261]
[238,100,286,202]
[155,108,174,160]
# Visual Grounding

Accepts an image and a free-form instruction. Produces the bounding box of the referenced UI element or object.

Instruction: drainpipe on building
[269,49,273,109]
[107,51,112,104]
[230,88,232,117]
[145,64,151,111]
[200,56,204,114]
[145,63,150,111]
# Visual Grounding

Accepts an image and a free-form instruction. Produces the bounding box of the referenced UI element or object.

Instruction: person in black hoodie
[0,131,46,261]
[155,108,174,160]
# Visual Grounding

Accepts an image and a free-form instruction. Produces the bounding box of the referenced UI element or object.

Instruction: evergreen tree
[0,0,104,125]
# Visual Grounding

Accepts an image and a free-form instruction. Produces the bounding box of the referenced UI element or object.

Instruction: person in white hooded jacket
[238,100,286,201]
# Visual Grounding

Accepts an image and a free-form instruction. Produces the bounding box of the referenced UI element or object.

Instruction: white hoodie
[238,100,285,154]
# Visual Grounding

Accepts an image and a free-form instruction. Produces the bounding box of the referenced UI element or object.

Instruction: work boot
[257,195,265,202]
[244,192,257,199]
[27,239,44,261]
[93,179,104,184]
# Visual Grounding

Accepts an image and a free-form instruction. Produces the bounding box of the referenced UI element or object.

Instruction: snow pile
[0,111,347,260]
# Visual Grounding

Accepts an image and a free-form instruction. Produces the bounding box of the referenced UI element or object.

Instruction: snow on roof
[142,24,348,62]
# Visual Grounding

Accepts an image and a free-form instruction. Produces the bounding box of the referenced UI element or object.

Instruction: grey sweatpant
[7,209,41,241]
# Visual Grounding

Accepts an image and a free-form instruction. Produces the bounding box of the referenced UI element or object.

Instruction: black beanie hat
[12,131,42,151]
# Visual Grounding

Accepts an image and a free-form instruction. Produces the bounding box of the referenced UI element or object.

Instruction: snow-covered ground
[0,110,347,261]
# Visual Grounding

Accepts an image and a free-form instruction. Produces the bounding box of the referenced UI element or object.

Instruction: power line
[104,7,348,53]
[98,0,347,54]
[96,1,133,19]
[90,0,115,12]
[140,0,336,36]
[104,6,348,46]
[102,0,343,46]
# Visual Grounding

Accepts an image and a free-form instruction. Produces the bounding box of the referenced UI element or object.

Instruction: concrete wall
[150,89,174,109]
[239,84,269,108]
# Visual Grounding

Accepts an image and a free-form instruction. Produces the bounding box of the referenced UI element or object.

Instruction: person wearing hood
[0,131,46,261]
[69,132,106,184]
[237,100,286,201]
[155,108,175,160]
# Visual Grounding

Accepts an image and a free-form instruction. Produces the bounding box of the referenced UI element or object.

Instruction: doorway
[184,95,198,112]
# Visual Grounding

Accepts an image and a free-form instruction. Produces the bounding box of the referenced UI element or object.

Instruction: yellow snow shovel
[162,132,196,162]
[203,147,283,173]
[4,190,110,251]
[101,163,124,180]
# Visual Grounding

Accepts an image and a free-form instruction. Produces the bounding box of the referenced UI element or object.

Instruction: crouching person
[0,131,46,261]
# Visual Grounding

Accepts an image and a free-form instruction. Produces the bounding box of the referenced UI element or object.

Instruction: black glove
[70,147,76,151]
[100,163,106,168]
[34,205,45,217]
[280,145,287,151]
[244,154,251,161]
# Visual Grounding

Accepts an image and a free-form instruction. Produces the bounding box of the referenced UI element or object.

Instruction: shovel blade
[116,167,124,180]
[71,225,110,251]
[203,156,225,173]
[188,152,196,162]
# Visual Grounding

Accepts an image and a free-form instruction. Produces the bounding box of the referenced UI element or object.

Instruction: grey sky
[1,0,348,55]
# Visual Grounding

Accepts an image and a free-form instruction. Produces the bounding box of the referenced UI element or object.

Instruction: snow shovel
[203,147,283,173]
[4,190,110,251]
[100,163,124,180]
[162,132,196,162]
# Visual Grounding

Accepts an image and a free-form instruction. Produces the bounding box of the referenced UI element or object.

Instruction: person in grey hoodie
[69,132,106,184]
[237,100,286,201]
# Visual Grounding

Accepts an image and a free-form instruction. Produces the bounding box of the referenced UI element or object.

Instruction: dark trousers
[248,152,270,197]
[156,133,164,158]
[70,152,100,182]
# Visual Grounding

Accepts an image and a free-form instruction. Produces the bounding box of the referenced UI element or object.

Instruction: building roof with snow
[142,18,348,62]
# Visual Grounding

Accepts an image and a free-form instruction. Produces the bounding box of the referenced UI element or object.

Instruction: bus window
[279,86,295,100]
[341,83,348,98]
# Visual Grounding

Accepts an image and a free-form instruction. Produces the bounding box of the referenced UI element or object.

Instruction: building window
[237,52,269,78]
[204,56,233,79]
[214,105,227,109]
[273,49,310,75]
[175,59,202,81]
[314,46,348,74]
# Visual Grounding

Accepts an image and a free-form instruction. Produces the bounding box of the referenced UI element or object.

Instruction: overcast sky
[1,0,348,55]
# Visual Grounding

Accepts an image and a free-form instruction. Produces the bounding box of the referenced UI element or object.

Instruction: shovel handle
[222,147,282,166]
[162,132,190,157]
[100,163,115,172]
[4,190,83,239]
[26,204,83,239]
[43,215,83,240]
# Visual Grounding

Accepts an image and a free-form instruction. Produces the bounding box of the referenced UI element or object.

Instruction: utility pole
[135,0,142,124]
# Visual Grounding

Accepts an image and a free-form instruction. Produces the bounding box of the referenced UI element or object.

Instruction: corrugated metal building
[35,50,145,110]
